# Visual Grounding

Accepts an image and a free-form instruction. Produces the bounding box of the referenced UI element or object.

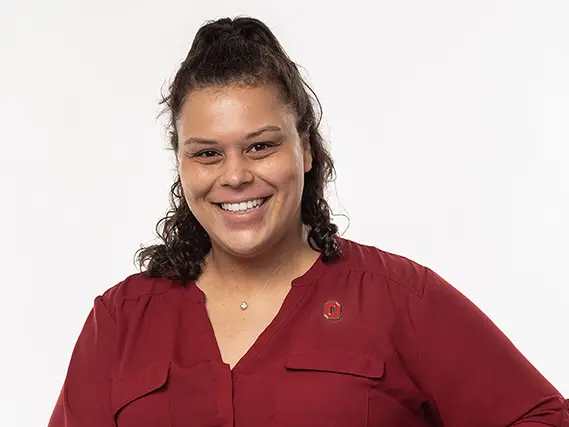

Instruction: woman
[48,16,568,427]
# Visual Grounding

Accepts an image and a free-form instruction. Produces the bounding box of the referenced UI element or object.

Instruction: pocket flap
[111,362,170,415]
[284,351,384,379]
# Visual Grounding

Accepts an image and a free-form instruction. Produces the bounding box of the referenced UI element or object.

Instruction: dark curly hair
[135,16,341,284]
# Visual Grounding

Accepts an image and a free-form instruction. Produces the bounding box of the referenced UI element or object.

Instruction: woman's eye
[249,143,271,153]
[195,150,219,158]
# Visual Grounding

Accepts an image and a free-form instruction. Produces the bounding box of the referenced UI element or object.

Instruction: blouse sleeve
[412,267,568,426]
[48,295,116,427]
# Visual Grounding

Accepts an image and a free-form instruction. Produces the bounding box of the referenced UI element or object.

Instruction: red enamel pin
[323,300,342,320]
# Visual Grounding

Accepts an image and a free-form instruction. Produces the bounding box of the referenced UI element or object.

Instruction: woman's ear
[302,135,313,173]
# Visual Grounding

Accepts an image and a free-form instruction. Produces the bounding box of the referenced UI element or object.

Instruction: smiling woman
[176,84,314,259]
[48,16,568,427]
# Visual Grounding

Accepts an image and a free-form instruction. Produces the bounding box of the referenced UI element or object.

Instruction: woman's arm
[412,267,568,426]
[48,294,116,427]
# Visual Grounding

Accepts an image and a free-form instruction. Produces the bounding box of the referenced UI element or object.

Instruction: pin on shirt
[323,300,342,320]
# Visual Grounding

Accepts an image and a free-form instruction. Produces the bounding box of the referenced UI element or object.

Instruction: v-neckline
[197,282,307,379]
[186,248,334,380]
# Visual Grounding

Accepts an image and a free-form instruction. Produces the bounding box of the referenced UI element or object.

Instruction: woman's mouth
[218,197,268,214]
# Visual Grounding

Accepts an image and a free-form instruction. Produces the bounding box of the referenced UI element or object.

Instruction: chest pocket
[111,362,170,427]
[277,350,384,427]
[111,361,223,427]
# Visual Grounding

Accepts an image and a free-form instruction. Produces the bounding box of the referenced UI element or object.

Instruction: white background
[1,0,568,425]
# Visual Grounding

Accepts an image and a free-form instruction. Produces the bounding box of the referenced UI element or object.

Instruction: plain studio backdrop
[1,0,568,425]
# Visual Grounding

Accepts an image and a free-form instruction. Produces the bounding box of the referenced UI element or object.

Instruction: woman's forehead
[177,85,295,139]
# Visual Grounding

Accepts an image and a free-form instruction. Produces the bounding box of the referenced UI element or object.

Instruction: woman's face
[177,84,313,258]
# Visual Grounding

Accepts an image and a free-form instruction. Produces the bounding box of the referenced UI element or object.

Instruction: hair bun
[197,18,235,44]
[233,17,275,46]
[196,17,277,49]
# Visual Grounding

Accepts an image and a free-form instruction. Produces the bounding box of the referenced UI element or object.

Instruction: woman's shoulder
[338,237,430,298]
[97,272,180,316]
[338,238,469,307]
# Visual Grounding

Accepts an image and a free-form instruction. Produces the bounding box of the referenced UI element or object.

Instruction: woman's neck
[203,229,317,290]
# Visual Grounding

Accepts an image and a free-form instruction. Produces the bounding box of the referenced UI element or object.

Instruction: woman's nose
[219,154,254,189]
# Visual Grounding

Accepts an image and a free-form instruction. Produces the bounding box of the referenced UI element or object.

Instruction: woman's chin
[214,233,271,259]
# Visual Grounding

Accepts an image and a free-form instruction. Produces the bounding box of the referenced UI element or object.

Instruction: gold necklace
[219,263,283,310]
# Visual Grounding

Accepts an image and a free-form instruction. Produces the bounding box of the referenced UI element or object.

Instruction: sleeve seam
[338,267,425,299]
[413,266,439,412]
[95,295,117,322]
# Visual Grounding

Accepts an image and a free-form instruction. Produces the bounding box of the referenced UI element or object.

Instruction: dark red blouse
[49,238,568,426]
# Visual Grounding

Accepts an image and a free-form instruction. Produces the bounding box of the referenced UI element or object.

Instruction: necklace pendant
[239,301,249,310]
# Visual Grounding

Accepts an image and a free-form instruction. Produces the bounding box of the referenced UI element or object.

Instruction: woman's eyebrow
[183,125,283,146]
[244,125,282,139]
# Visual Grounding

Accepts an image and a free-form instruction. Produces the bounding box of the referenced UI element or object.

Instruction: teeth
[221,198,265,213]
